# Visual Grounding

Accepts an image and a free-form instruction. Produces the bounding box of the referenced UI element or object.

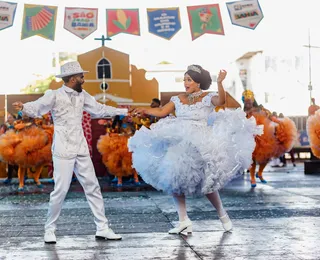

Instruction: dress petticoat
[128,93,262,196]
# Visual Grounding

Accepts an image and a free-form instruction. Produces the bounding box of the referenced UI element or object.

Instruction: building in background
[235,47,311,116]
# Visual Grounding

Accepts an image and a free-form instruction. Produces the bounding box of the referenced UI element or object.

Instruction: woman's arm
[132,101,175,118]
[211,70,227,106]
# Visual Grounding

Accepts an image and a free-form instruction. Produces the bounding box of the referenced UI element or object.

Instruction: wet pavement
[0,163,320,260]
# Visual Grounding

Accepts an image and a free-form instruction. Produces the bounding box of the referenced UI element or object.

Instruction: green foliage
[21,75,55,94]
[157,61,172,65]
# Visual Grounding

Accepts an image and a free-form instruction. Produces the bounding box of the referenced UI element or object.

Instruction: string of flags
[0,0,264,41]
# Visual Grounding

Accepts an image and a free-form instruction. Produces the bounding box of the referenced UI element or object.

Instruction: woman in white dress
[128,65,261,234]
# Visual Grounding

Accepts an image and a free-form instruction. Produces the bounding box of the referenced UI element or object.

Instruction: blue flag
[147,8,181,40]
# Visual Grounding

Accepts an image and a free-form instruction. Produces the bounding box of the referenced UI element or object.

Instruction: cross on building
[94,35,111,46]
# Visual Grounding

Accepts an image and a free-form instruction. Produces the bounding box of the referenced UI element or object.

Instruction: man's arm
[13,90,55,118]
[83,91,128,118]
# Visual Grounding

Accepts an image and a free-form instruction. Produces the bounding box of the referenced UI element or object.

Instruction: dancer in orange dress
[97,116,140,187]
[307,98,320,158]
[0,115,53,191]
[243,90,297,187]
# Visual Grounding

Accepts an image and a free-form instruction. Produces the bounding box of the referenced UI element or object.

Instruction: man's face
[150,101,160,108]
[71,73,85,93]
[7,115,14,124]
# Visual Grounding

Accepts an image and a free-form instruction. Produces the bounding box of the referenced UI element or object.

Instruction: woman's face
[244,99,254,111]
[184,73,200,94]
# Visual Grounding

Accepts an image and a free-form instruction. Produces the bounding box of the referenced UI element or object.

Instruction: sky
[1,0,320,114]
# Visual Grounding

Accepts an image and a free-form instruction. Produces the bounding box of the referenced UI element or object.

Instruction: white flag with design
[0,1,17,31]
[226,0,263,30]
[64,7,98,39]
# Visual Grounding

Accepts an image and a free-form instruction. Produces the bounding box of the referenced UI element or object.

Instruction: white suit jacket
[22,85,128,159]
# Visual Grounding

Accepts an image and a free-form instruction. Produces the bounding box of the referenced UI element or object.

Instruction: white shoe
[219,214,232,232]
[95,228,122,240]
[168,218,192,234]
[44,230,56,244]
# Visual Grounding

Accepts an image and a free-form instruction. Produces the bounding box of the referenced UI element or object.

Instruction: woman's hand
[129,107,148,117]
[217,70,227,83]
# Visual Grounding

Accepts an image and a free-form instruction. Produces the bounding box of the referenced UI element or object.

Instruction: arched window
[97,58,111,79]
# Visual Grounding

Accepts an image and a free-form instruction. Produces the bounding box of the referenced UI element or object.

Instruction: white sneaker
[219,214,233,232]
[95,228,122,240]
[168,218,193,234]
[44,230,56,244]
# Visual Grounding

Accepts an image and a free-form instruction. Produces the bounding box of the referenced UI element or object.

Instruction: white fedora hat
[55,61,89,78]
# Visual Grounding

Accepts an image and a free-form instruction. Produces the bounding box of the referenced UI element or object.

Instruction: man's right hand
[12,102,23,111]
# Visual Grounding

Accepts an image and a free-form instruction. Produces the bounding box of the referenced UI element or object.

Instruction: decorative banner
[21,4,57,41]
[64,7,98,39]
[226,0,263,29]
[187,4,224,41]
[147,8,181,40]
[106,9,140,38]
[0,1,17,31]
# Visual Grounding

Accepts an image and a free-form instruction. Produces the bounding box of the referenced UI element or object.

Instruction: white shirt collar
[63,85,79,95]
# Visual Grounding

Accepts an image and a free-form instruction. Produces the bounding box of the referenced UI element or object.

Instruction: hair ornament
[187,65,201,74]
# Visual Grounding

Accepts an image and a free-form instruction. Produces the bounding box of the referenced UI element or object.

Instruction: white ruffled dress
[128,93,262,195]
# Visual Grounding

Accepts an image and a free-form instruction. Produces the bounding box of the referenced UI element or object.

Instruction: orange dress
[97,133,134,178]
[307,108,320,158]
[251,112,297,163]
[0,121,53,168]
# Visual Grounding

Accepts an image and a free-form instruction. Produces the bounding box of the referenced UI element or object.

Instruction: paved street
[0,163,320,260]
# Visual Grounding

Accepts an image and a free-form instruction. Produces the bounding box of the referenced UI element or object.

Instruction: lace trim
[170,92,217,110]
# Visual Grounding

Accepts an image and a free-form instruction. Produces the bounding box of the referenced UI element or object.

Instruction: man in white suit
[13,61,127,244]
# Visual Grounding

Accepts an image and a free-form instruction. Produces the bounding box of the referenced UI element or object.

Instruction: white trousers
[44,155,108,232]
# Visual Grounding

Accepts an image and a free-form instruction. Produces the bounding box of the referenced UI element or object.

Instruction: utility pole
[303,29,320,104]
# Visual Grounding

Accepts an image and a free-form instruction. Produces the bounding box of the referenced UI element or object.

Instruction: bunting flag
[21,4,57,41]
[187,4,224,41]
[147,8,181,40]
[106,9,140,38]
[226,0,263,29]
[64,8,98,39]
[0,1,17,31]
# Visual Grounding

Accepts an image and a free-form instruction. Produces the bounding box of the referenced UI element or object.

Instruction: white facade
[235,47,313,116]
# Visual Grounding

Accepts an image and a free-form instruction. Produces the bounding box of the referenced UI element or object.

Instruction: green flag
[187,4,224,41]
[21,4,57,41]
